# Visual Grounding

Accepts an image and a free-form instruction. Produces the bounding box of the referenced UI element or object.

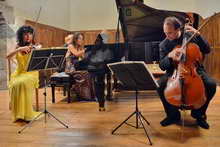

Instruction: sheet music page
[26,47,67,72]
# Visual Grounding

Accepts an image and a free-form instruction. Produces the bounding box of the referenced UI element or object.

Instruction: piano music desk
[146,64,165,78]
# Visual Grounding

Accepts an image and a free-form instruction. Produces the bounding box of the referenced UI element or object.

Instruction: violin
[21,44,42,55]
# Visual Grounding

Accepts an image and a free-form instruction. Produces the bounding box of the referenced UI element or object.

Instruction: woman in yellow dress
[7,26,41,122]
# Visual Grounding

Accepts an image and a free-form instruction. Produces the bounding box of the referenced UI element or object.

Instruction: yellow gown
[9,52,40,122]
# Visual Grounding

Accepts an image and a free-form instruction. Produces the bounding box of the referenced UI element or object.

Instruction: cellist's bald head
[164,17,182,30]
[163,17,182,40]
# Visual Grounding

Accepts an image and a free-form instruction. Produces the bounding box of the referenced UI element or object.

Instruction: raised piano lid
[115,0,201,42]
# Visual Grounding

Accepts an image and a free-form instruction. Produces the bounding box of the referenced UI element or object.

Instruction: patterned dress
[9,52,40,122]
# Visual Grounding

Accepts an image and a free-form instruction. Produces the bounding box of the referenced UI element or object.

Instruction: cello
[164,17,213,110]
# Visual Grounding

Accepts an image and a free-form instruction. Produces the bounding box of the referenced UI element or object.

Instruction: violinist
[6,25,41,122]
[157,16,216,129]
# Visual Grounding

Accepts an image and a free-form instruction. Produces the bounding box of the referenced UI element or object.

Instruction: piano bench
[50,72,74,103]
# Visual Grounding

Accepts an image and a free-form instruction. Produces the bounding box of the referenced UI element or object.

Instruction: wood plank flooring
[0,87,220,147]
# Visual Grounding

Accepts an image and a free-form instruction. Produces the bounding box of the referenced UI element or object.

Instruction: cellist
[157,16,216,129]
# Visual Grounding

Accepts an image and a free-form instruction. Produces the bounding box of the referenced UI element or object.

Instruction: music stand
[107,61,158,145]
[18,47,69,134]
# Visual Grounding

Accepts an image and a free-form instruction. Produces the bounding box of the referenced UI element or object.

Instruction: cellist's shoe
[160,116,180,127]
[191,112,207,120]
[197,118,209,129]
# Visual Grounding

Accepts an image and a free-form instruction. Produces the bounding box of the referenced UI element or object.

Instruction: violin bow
[31,5,42,46]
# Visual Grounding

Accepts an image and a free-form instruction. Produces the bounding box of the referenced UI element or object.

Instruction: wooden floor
[0,87,220,147]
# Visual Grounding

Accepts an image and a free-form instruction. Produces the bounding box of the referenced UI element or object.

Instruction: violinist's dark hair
[72,32,84,47]
[16,25,35,47]
[164,16,182,30]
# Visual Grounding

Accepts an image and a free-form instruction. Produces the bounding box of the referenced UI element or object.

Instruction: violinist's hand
[185,25,200,35]
[19,46,31,54]
[168,48,183,61]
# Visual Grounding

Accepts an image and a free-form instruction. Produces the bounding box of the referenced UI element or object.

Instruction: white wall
[143,0,219,18]
[5,0,220,32]
[6,0,119,31]
[144,0,196,14]
[70,0,118,31]
[6,0,71,30]
[194,0,219,18]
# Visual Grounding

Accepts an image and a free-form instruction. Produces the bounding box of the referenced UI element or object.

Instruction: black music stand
[108,61,158,145]
[18,47,69,134]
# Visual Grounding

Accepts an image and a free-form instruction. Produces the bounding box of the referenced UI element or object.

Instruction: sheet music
[26,47,67,72]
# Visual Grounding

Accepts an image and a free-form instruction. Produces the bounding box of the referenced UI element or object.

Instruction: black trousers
[157,71,216,119]
[90,72,106,107]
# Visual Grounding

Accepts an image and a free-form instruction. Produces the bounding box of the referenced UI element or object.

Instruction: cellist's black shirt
[159,32,210,76]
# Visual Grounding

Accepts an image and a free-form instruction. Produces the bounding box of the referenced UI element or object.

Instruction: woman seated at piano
[65,32,95,101]
[6,25,41,122]
[65,32,86,71]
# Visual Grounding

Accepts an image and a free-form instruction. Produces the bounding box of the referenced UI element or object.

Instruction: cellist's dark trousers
[157,72,217,119]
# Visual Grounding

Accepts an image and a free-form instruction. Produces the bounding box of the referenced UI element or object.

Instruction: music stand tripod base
[111,90,152,145]
[18,85,69,134]
[108,61,158,145]
[18,112,69,134]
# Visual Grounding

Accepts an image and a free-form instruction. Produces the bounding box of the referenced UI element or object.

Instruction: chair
[7,58,39,111]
